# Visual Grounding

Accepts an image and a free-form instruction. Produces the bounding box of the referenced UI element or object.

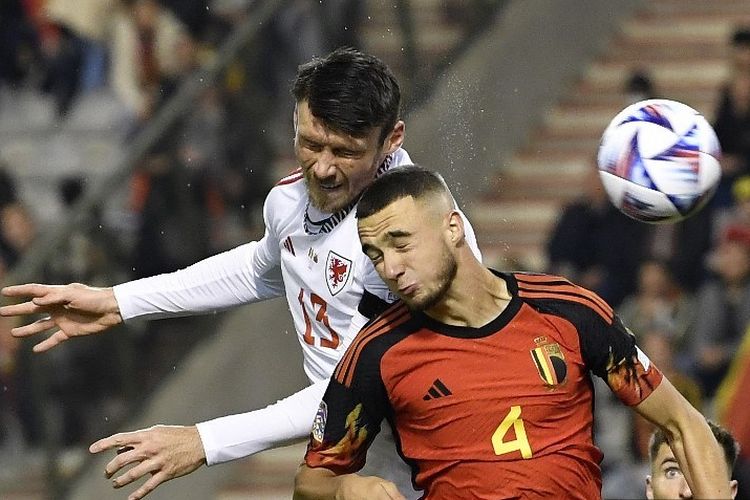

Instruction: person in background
[646,420,738,499]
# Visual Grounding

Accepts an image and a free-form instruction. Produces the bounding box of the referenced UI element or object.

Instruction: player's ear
[382,120,405,154]
[730,479,738,499]
[645,475,654,500]
[293,102,300,138]
[446,210,464,246]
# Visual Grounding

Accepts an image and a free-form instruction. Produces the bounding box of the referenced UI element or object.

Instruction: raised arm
[634,377,732,499]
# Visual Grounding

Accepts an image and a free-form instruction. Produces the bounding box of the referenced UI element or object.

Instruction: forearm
[114,243,283,321]
[294,465,347,500]
[636,379,731,499]
[666,413,731,499]
[196,380,327,465]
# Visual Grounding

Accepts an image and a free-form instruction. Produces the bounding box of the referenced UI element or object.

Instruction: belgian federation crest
[531,343,568,387]
[326,251,352,296]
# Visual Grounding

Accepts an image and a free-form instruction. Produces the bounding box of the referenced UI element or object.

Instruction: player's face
[359,196,457,311]
[294,100,405,213]
[646,444,693,499]
[645,444,737,499]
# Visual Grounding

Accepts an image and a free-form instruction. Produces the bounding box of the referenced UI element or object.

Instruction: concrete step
[583,59,728,89]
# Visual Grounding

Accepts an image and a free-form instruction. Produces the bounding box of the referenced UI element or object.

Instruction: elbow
[294,464,317,500]
[659,402,705,444]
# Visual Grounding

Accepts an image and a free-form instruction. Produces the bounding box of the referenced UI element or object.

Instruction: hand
[89,425,207,500]
[0,283,123,352]
[336,475,406,500]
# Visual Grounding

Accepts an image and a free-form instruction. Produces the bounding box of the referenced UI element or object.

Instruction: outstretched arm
[635,377,732,499]
[0,283,122,352]
[89,380,328,500]
[0,241,283,352]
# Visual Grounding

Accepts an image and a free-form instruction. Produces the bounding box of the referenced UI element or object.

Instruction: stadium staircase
[212,1,750,498]
[470,0,750,272]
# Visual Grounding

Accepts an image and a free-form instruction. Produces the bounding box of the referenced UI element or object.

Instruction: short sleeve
[304,347,389,474]
[580,312,663,406]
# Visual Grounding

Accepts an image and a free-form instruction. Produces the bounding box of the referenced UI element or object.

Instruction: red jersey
[305,271,663,499]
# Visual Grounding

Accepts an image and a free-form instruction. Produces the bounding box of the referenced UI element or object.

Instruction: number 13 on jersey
[298,288,340,349]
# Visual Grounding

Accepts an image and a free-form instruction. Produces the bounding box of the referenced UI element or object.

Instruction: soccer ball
[597,98,721,223]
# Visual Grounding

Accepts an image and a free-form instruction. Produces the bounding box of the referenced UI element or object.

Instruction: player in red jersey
[294,165,732,500]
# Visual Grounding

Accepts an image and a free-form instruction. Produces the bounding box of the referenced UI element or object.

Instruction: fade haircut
[292,47,401,145]
[649,420,740,477]
[356,165,448,220]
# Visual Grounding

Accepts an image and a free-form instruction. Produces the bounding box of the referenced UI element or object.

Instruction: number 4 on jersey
[492,405,533,459]
[298,288,340,349]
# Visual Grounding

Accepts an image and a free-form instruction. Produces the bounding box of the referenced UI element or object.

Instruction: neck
[424,255,511,328]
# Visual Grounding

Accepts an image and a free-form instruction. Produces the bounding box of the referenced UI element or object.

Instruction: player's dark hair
[649,420,739,477]
[356,165,447,219]
[292,47,401,145]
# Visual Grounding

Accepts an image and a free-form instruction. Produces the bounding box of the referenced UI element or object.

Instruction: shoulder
[264,169,307,217]
[333,302,415,387]
[513,272,614,326]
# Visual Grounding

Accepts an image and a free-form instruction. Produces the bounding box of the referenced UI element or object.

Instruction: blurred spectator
[632,327,703,459]
[111,0,192,125]
[716,175,750,242]
[0,164,36,270]
[624,68,657,104]
[40,0,116,117]
[690,225,750,398]
[129,144,220,279]
[0,1,41,91]
[617,258,695,353]
[546,159,652,306]
[712,27,750,211]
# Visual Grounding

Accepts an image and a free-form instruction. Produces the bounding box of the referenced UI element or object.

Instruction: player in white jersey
[1,48,480,499]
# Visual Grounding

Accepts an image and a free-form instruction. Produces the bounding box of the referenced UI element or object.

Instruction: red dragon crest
[326,251,352,296]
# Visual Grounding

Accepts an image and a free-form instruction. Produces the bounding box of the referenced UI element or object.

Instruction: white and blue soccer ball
[597,98,722,223]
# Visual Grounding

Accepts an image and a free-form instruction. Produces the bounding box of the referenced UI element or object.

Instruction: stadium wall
[406,0,643,202]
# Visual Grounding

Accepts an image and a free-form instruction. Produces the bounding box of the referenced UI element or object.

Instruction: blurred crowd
[546,27,750,500]
[0,0,365,482]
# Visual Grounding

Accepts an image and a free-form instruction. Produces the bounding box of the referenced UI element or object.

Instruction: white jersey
[112,148,480,493]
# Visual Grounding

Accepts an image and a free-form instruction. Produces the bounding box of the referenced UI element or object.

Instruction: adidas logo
[423,378,452,400]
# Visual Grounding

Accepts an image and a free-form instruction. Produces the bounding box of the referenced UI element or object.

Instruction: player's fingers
[31,290,69,307]
[112,460,159,488]
[90,431,141,454]
[10,318,56,338]
[103,449,142,478]
[1,284,52,298]
[32,331,70,353]
[0,301,45,317]
[127,471,169,500]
